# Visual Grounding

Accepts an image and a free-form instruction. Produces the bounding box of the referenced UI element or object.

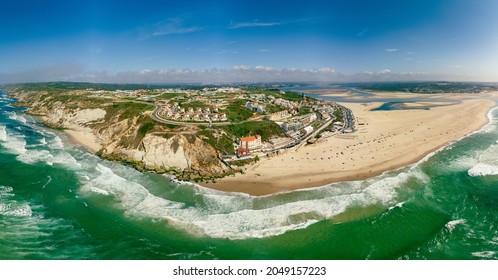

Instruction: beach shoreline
[42,89,498,197]
[64,129,102,153]
[202,92,497,196]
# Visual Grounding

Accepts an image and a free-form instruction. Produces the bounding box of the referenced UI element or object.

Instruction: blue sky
[1,0,498,83]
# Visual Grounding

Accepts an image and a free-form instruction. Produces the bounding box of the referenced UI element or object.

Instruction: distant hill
[356,82,498,94]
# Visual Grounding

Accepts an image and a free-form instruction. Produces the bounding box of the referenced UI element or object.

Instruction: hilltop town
[91,84,356,162]
[147,86,355,162]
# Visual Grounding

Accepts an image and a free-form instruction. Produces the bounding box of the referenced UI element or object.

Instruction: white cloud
[357,29,368,36]
[318,67,335,73]
[229,21,281,29]
[385,48,398,52]
[217,49,238,55]
[255,65,273,71]
[0,65,484,84]
[139,18,201,40]
[233,65,250,70]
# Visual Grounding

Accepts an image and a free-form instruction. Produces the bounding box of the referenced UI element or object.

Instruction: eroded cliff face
[8,89,231,180]
[112,134,228,179]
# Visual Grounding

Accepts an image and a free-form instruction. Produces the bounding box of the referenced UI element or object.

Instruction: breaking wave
[0,125,6,142]
[79,163,427,239]
[468,140,498,177]
[0,121,79,168]
[445,219,466,232]
[468,163,498,177]
[0,185,32,217]
[6,111,27,124]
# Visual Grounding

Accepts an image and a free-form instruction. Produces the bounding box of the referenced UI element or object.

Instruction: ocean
[1,89,498,260]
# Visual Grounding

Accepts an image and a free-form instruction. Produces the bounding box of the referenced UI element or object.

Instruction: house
[236,147,250,158]
[256,105,265,114]
[266,110,289,121]
[240,135,262,150]
[319,111,331,120]
[245,102,257,110]
[301,126,313,135]
[282,121,302,132]
[162,109,173,117]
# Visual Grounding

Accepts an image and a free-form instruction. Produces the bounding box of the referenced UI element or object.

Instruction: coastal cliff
[7,87,232,181]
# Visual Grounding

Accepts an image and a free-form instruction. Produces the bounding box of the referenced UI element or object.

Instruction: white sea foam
[0,125,6,142]
[467,142,498,177]
[446,156,479,172]
[0,186,15,198]
[471,251,496,258]
[6,111,17,121]
[17,115,27,124]
[2,203,33,217]
[49,136,64,150]
[468,163,498,177]
[79,163,424,239]
[88,187,111,196]
[4,111,27,124]
[17,150,54,165]
[0,185,33,217]
[480,106,498,133]
[42,176,52,189]
[1,126,80,168]
[1,132,27,154]
[51,151,81,168]
[445,219,466,232]
[466,131,498,176]
[388,201,406,211]
[478,143,498,163]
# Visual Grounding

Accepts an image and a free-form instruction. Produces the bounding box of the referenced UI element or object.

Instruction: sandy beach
[65,129,102,153]
[205,91,497,196]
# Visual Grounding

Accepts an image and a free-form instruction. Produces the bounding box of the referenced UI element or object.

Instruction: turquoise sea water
[1,89,498,259]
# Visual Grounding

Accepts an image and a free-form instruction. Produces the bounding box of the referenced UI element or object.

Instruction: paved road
[338,105,356,132]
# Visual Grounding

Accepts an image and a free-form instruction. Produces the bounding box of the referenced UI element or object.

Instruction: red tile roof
[241,135,258,142]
